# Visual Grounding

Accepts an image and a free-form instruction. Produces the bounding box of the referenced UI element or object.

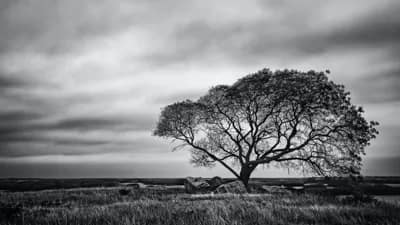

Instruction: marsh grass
[1,187,399,225]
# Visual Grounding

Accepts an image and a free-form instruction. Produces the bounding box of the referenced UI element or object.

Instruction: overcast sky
[0,0,399,178]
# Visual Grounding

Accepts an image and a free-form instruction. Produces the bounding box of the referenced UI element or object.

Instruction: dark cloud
[352,67,400,103]
[290,4,400,58]
[144,1,400,67]
[0,135,110,148]
[326,5,400,48]
[0,75,26,89]
[0,71,47,97]
[51,139,110,147]
[0,137,110,157]
[0,133,167,157]
[0,110,42,122]
[0,112,157,157]
[0,0,143,55]
[152,89,204,104]
[52,115,155,132]
[0,109,46,139]
[53,117,129,132]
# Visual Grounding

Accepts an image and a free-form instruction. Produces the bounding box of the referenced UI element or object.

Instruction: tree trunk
[239,165,255,191]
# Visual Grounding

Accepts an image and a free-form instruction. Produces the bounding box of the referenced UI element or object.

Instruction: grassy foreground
[1,187,399,225]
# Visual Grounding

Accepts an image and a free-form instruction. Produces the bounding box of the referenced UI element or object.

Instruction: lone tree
[154,69,378,187]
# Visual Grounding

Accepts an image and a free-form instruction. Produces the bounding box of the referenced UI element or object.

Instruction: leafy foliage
[154,69,378,184]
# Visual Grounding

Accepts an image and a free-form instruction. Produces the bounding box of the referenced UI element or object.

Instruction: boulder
[261,185,290,194]
[216,180,247,194]
[184,177,210,193]
[147,185,168,191]
[286,186,304,193]
[127,182,147,189]
[304,182,327,187]
[208,176,223,189]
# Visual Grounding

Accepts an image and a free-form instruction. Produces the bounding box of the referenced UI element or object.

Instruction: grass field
[1,183,400,225]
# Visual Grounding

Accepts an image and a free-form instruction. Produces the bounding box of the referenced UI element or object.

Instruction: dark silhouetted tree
[154,69,378,187]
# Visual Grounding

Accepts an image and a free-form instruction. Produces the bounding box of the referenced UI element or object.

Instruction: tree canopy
[154,69,378,186]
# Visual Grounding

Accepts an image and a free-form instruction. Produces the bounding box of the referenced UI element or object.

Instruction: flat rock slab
[125,182,147,189]
[261,185,291,194]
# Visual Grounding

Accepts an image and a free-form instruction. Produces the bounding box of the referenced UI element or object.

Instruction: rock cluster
[184,176,224,193]
[215,180,247,194]
[184,177,250,194]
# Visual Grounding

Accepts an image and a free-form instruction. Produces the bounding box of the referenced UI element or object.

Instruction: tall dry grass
[1,187,399,225]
